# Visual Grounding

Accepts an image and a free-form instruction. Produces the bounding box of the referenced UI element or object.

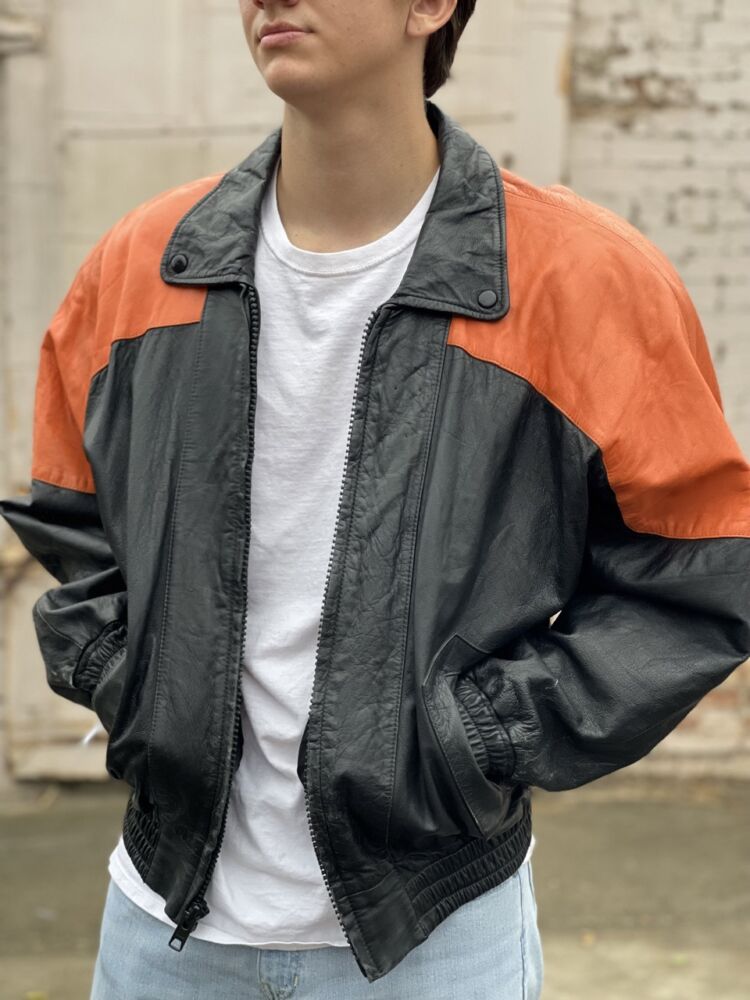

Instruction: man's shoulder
[92,172,227,279]
[54,174,226,374]
[499,166,686,303]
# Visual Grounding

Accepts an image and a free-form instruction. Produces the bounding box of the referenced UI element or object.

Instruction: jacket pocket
[420,632,521,840]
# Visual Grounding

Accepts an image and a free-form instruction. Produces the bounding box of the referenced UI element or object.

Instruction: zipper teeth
[302,305,380,959]
[170,295,379,958]
[168,283,260,950]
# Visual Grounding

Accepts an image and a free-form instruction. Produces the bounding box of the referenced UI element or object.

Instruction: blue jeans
[90,859,543,999]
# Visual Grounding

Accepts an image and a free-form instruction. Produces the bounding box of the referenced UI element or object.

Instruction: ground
[1,771,748,999]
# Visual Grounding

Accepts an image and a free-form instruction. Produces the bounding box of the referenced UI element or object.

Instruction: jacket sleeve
[453,264,750,793]
[0,240,128,712]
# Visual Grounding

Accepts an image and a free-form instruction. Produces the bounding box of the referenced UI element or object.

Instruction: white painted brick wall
[1,0,749,779]
[568,0,750,456]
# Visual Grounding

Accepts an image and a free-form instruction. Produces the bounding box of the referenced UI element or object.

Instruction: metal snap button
[477,289,498,308]
[170,253,189,274]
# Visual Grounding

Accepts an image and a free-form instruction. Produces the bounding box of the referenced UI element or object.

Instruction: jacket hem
[122,790,160,882]
[404,790,533,930]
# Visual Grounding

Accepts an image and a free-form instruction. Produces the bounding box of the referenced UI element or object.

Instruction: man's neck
[274,94,441,253]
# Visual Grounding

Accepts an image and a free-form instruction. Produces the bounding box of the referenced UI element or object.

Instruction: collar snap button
[170,253,189,274]
[477,289,498,308]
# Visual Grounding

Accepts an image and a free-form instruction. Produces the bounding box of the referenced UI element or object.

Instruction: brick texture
[1,0,748,779]
[568,0,750,458]
[568,0,750,769]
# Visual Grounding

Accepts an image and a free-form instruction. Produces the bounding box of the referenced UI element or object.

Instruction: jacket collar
[160,100,509,321]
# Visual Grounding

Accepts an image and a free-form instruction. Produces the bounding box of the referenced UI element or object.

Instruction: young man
[1,0,749,996]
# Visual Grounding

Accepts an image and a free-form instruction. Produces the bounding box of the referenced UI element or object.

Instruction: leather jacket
[2,99,749,983]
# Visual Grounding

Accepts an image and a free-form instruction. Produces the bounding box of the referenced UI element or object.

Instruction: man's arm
[0,239,128,711]
[454,265,750,792]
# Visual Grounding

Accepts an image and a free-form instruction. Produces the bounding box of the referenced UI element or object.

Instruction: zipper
[168,282,260,951]
[301,304,383,978]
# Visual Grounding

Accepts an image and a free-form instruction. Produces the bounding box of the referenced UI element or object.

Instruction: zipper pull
[168,896,210,951]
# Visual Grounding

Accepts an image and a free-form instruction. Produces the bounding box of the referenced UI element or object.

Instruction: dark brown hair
[423,0,478,99]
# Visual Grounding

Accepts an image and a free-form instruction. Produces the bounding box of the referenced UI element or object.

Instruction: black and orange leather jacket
[2,100,749,982]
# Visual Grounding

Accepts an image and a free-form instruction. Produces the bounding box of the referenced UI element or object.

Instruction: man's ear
[406,0,459,41]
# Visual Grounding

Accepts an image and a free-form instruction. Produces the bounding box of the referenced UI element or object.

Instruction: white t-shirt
[108,156,534,946]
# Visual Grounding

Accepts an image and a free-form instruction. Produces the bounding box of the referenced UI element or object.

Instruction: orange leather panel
[31,163,750,538]
[448,169,750,540]
[31,176,221,493]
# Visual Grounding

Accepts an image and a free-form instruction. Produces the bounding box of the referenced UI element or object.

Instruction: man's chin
[263,73,337,111]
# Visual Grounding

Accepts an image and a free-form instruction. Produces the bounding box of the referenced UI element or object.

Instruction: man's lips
[259,30,309,49]
[259,27,310,49]
[258,21,309,40]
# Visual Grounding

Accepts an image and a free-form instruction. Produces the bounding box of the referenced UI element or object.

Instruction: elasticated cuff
[454,673,516,780]
[454,695,490,773]
[74,620,128,694]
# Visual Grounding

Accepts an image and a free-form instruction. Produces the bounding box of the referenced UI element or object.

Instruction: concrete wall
[0,0,748,782]
[0,2,48,789]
